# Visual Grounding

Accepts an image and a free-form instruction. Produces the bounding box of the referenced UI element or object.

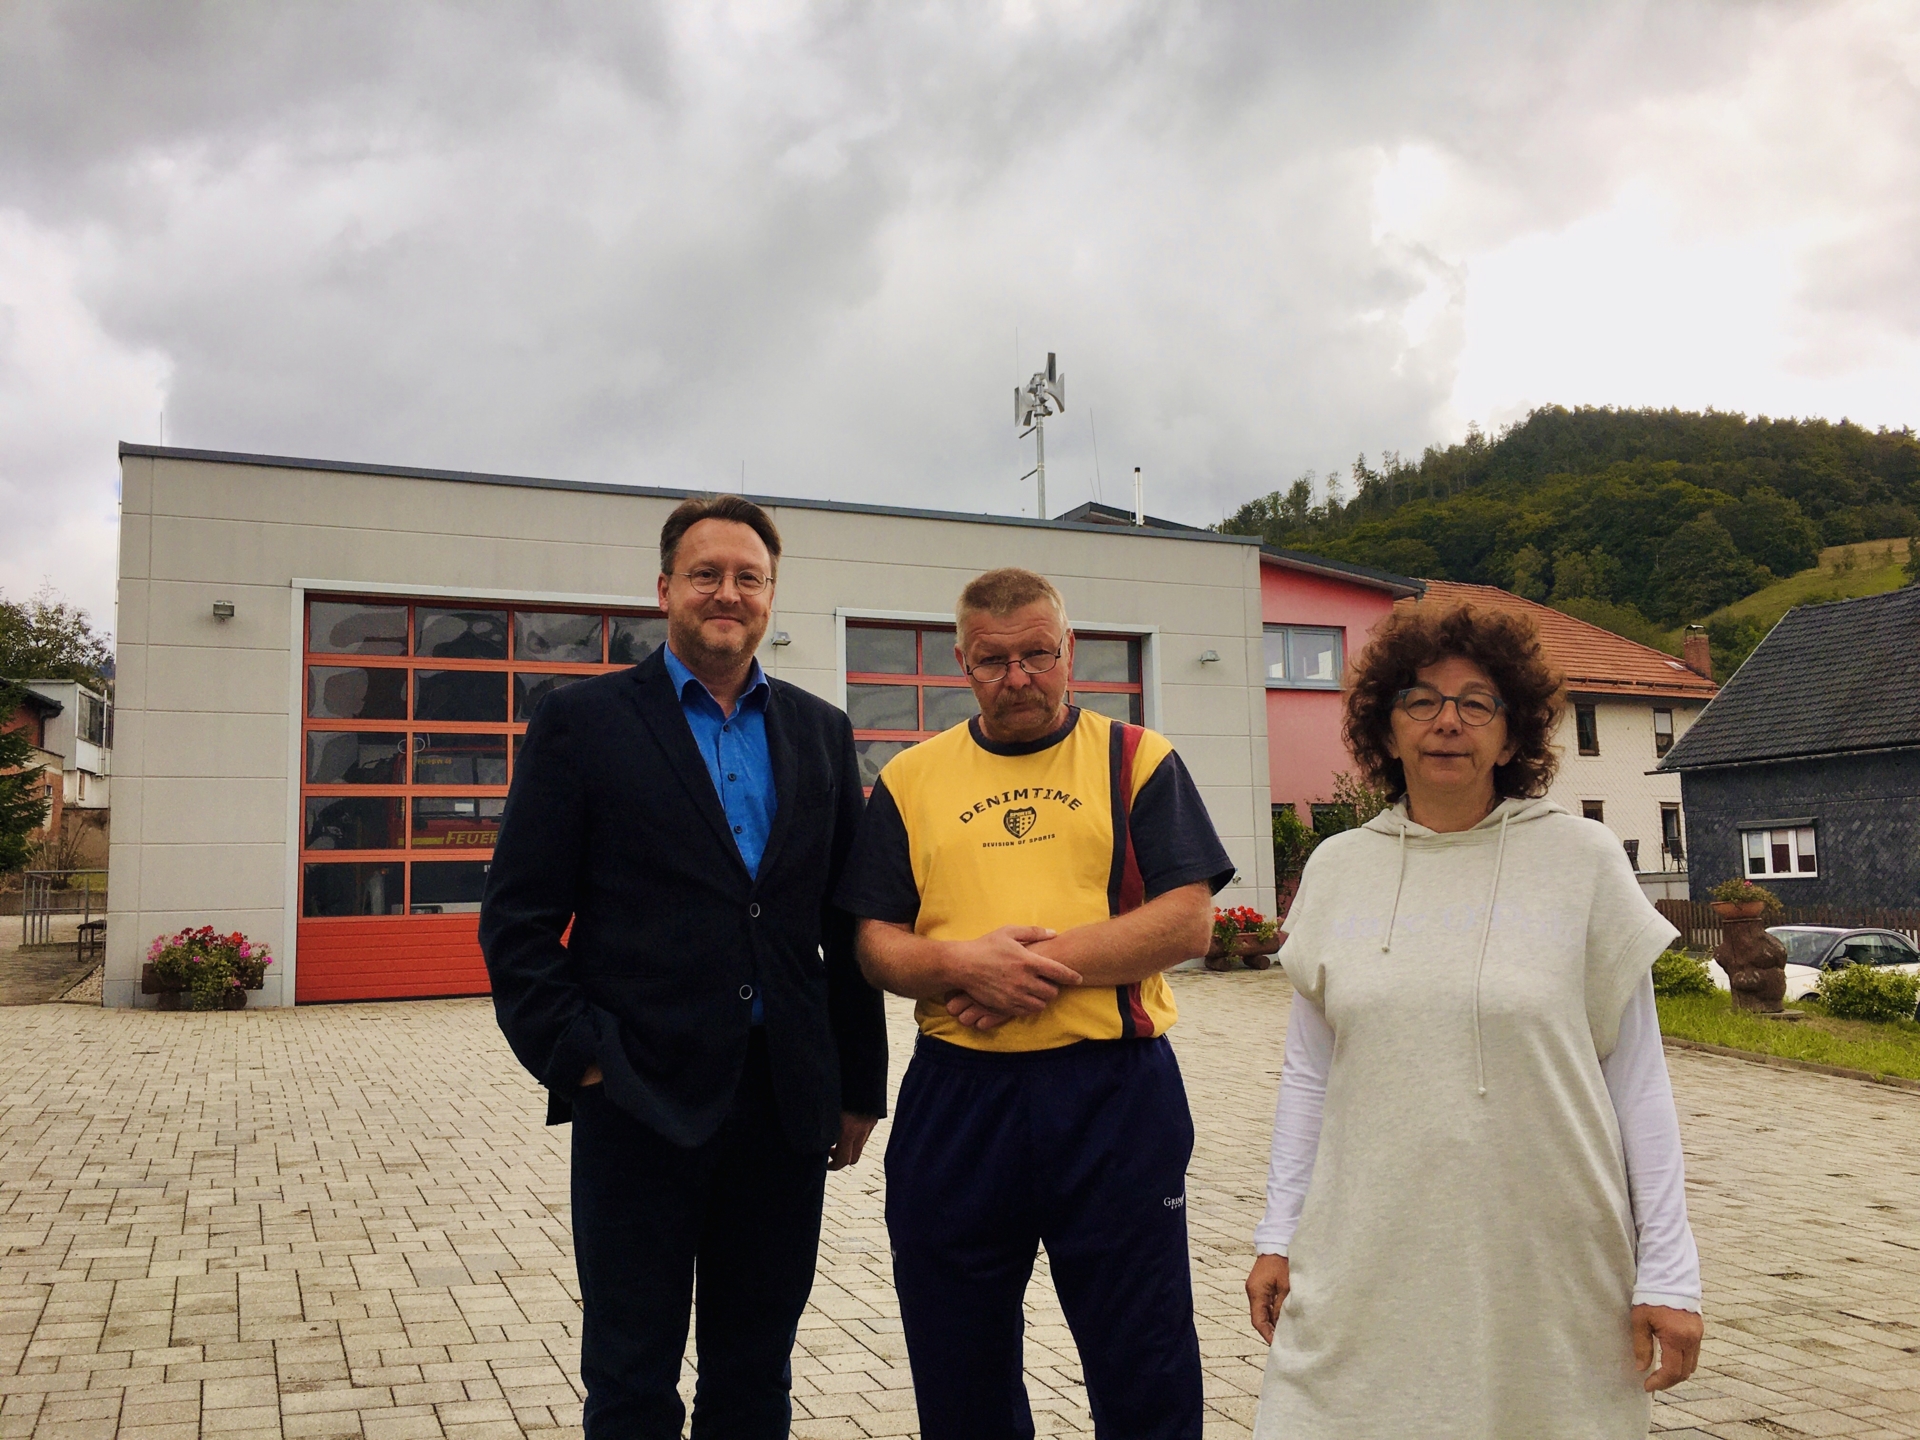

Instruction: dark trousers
[570,1030,828,1439]
[886,1035,1203,1440]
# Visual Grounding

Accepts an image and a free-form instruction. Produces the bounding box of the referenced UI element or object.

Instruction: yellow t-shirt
[837,707,1234,1051]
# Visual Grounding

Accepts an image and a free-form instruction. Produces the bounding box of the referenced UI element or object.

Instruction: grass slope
[1663,538,1912,650]
[1658,990,1920,1083]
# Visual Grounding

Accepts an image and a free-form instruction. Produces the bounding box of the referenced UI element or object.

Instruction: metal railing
[20,870,107,946]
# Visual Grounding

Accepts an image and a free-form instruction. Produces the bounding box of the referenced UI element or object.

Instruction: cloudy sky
[3,0,1917,632]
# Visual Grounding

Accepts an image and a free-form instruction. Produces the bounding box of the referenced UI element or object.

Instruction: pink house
[1259,547,1424,820]
[1053,505,1422,821]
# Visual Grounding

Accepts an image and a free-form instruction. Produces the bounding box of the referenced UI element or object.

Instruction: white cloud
[0,0,1916,631]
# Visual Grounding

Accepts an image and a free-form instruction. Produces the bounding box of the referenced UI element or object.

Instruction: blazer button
[748,902,761,918]
[739,984,754,1001]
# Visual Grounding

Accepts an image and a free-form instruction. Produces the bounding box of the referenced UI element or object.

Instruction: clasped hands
[941,924,1079,1030]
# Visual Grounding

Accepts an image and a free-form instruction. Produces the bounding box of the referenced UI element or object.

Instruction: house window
[300,595,662,917]
[1742,825,1817,879]
[1263,625,1344,690]
[846,622,1143,790]
[1581,801,1605,823]
[76,692,107,747]
[1575,704,1599,755]
[1660,805,1685,863]
[1652,708,1673,756]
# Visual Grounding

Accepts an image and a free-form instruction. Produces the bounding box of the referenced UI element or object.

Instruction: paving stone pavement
[0,971,1914,1438]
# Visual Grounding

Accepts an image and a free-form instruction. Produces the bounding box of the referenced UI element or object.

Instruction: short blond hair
[955,567,1069,640]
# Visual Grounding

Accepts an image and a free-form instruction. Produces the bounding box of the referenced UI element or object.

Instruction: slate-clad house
[1657,586,1920,908]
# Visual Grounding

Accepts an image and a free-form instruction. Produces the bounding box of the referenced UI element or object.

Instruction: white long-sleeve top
[1254,970,1702,1311]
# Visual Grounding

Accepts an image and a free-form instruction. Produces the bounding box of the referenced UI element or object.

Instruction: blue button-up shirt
[664,646,777,1022]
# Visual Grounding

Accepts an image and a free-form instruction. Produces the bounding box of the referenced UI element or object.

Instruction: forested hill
[1217,407,1920,632]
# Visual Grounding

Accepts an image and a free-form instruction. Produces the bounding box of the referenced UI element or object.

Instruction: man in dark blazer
[480,494,887,1439]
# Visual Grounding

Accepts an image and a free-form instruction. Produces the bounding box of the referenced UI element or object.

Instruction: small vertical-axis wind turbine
[1015,352,1065,519]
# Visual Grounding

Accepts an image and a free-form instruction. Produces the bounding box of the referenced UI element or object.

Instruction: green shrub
[1816,963,1920,1023]
[1652,949,1716,998]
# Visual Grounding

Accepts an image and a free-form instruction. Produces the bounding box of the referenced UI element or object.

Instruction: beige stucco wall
[108,450,1273,1008]
[1546,697,1704,871]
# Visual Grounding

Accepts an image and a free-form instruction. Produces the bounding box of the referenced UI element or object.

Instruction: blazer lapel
[755,684,801,882]
[624,654,750,878]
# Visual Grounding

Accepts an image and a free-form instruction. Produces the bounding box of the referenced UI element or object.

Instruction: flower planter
[154,990,184,1011]
[1231,933,1282,970]
[1709,900,1767,921]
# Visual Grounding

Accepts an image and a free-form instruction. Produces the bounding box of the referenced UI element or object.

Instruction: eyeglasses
[1396,686,1505,726]
[965,647,1062,683]
[674,567,772,596]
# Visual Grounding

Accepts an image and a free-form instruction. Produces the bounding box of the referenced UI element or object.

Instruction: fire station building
[106,444,1283,1007]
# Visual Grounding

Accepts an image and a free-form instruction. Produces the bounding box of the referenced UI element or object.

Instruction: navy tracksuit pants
[886,1034,1203,1440]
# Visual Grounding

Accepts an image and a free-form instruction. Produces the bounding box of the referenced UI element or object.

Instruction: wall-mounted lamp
[212,600,236,621]
[1198,649,1220,664]
[771,630,792,647]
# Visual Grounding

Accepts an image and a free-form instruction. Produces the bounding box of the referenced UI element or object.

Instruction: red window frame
[845,620,1145,788]
[299,594,662,917]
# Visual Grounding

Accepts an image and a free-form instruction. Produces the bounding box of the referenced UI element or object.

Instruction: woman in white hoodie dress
[1246,602,1704,1440]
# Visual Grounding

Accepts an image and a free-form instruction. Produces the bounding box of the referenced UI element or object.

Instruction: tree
[1906,533,1920,588]
[0,588,112,689]
[1509,545,1548,600]
[1551,597,1673,653]
[1548,546,1619,603]
[0,686,53,873]
[1648,516,1768,624]
[1717,487,1821,579]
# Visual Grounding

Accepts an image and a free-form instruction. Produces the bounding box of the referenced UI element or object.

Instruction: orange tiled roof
[1403,580,1718,701]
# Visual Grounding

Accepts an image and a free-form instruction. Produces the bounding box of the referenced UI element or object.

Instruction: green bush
[1652,949,1716,998]
[1816,963,1920,1023]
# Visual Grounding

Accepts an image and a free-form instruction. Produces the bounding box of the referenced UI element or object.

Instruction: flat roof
[120,443,1261,547]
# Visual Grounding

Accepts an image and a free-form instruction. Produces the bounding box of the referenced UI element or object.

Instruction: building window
[300,595,664,918]
[76,692,108,747]
[1263,625,1344,690]
[1742,825,1817,879]
[1575,703,1599,755]
[1660,805,1685,863]
[1581,800,1605,823]
[1652,708,1673,756]
[846,621,1142,790]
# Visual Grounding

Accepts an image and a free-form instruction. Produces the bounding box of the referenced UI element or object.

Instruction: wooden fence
[1655,900,1920,953]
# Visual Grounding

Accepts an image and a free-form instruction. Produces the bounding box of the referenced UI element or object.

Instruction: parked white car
[1705,926,1920,1003]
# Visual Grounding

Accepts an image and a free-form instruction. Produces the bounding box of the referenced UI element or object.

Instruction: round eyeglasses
[964,648,1063,684]
[1396,686,1505,726]
[674,567,771,596]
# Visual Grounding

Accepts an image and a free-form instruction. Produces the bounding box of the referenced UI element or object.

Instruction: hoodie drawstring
[1469,808,1512,1098]
[1379,827,1408,954]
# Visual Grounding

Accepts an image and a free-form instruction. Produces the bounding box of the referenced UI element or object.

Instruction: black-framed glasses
[965,647,1063,683]
[1396,686,1505,726]
[673,567,772,596]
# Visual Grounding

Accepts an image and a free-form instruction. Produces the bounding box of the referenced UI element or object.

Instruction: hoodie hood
[1362,794,1568,840]
[1364,795,1571,1098]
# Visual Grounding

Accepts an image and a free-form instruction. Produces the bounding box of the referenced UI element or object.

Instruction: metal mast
[1015,352,1065,519]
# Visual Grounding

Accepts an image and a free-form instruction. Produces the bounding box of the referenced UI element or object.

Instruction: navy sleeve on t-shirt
[835,777,922,925]
[1131,750,1237,900]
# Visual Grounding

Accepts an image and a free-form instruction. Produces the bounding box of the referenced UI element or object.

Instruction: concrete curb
[1663,1036,1920,1094]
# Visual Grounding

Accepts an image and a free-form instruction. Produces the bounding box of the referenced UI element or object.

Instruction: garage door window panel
[515,612,605,664]
[309,602,408,656]
[306,732,407,785]
[416,608,509,661]
[309,666,409,720]
[411,797,505,850]
[303,862,405,917]
[411,861,491,914]
[305,797,405,852]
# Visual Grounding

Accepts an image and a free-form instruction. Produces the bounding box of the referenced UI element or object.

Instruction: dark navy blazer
[479,648,887,1150]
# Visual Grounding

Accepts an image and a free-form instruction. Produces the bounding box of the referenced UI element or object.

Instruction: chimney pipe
[1682,626,1712,680]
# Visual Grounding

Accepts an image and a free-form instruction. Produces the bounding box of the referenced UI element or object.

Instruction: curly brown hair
[1343,603,1565,800]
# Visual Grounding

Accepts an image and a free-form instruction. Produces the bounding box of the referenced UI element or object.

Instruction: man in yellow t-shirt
[837,567,1234,1440]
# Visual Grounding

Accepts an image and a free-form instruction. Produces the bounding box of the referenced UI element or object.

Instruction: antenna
[1089,409,1103,504]
[1133,466,1143,526]
[1015,350,1065,519]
